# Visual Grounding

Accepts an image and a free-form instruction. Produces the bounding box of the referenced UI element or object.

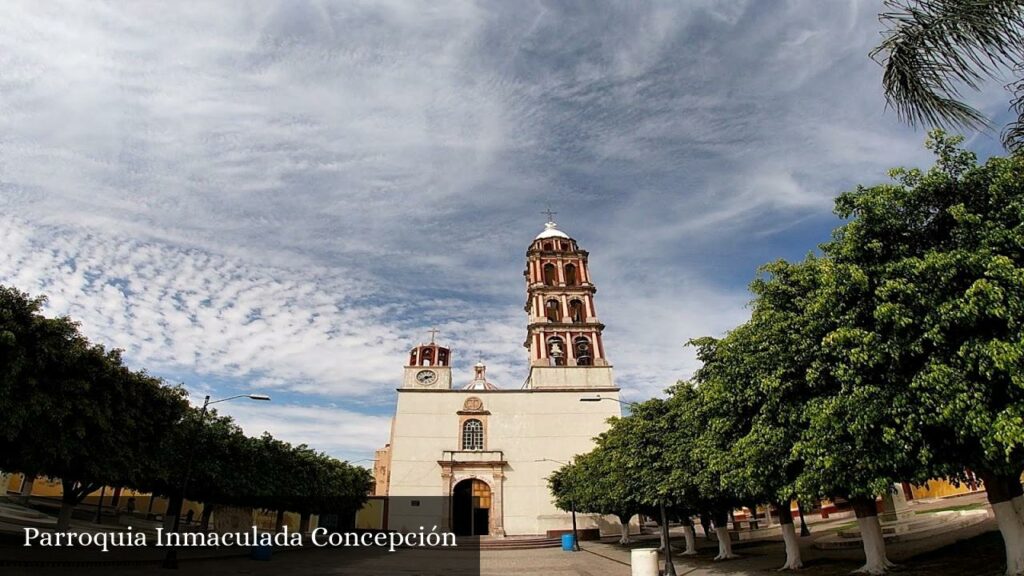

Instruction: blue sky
[0,1,1013,462]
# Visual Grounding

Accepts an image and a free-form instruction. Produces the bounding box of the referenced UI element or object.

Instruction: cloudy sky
[0,1,1013,462]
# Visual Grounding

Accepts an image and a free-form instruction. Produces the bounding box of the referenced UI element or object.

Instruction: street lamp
[163,392,271,569]
[580,395,677,576]
[536,458,580,552]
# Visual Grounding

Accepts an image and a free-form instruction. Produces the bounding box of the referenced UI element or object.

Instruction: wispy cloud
[224,401,393,463]
[1,0,1012,455]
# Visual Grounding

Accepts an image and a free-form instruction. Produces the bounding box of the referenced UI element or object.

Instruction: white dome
[463,361,499,390]
[535,221,569,239]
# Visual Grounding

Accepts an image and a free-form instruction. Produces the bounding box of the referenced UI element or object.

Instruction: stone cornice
[396,387,619,394]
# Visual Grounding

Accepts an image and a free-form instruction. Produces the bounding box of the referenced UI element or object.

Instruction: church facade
[375,220,622,537]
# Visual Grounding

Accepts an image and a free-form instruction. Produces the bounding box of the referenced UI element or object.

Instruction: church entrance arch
[452,478,491,536]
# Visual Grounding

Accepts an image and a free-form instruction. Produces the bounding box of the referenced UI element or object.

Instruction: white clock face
[416,369,437,385]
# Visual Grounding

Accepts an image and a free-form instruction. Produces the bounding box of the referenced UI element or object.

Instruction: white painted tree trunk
[714,526,739,560]
[1011,494,1024,534]
[680,525,698,556]
[853,515,895,574]
[619,517,631,544]
[18,476,35,504]
[992,501,1024,576]
[778,522,803,570]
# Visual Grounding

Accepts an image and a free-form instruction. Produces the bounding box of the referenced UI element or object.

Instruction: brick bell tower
[402,330,453,390]
[523,213,614,389]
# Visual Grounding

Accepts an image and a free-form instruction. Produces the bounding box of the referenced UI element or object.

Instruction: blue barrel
[561,533,576,551]
[250,545,273,561]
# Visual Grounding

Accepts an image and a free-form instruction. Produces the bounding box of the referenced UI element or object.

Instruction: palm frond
[871,0,1024,132]
[1002,73,1024,151]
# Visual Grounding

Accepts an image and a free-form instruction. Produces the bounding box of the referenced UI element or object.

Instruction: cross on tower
[541,208,557,223]
[428,328,440,343]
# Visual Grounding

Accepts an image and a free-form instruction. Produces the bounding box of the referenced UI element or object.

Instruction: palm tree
[871,0,1024,151]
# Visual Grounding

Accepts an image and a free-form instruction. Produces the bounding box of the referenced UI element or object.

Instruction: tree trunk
[200,504,215,531]
[680,524,698,556]
[713,527,737,560]
[852,496,895,574]
[700,513,713,539]
[712,510,738,560]
[275,509,286,532]
[57,502,74,530]
[617,514,632,544]
[163,493,183,531]
[57,480,84,531]
[17,475,35,504]
[979,471,1024,576]
[776,502,803,570]
[299,511,312,533]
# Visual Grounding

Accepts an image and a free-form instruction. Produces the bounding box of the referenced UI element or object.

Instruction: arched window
[543,242,553,251]
[547,336,566,366]
[569,300,584,323]
[574,336,593,366]
[543,263,557,286]
[462,419,484,451]
[438,349,449,366]
[421,347,434,366]
[545,299,562,322]
[564,264,577,286]
[410,349,418,365]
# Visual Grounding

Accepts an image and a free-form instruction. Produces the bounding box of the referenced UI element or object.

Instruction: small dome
[463,362,499,390]
[535,221,569,240]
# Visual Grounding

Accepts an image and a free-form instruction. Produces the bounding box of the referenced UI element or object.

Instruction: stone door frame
[439,461,506,537]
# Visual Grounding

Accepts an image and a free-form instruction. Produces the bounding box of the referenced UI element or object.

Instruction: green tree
[664,382,743,560]
[689,271,820,572]
[691,254,933,573]
[547,448,640,544]
[872,0,1024,151]
[138,408,254,528]
[824,131,1024,574]
[570,400,694,554]
[0,286,189,529]
[791,256,935,575]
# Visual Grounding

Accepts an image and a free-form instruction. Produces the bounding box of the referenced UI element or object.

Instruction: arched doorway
[452,479,491,536]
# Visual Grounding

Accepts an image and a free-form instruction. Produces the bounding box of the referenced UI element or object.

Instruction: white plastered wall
[387,388,621,536]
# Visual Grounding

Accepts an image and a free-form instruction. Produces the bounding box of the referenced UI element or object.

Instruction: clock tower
[402,335,453,390]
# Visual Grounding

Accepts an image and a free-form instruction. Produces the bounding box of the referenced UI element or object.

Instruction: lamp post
[580,395,677,576]
[537,458,580,551]
[163,393,270,569]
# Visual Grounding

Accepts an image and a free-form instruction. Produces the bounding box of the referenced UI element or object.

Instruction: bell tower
[523,215,615,389]
[402,330,453,390]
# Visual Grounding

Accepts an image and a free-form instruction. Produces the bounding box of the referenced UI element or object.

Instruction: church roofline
[395,386,619,393]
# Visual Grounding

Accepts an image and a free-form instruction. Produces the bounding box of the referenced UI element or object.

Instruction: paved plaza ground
[0,493,1008,575]
[0,530,1010,576]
